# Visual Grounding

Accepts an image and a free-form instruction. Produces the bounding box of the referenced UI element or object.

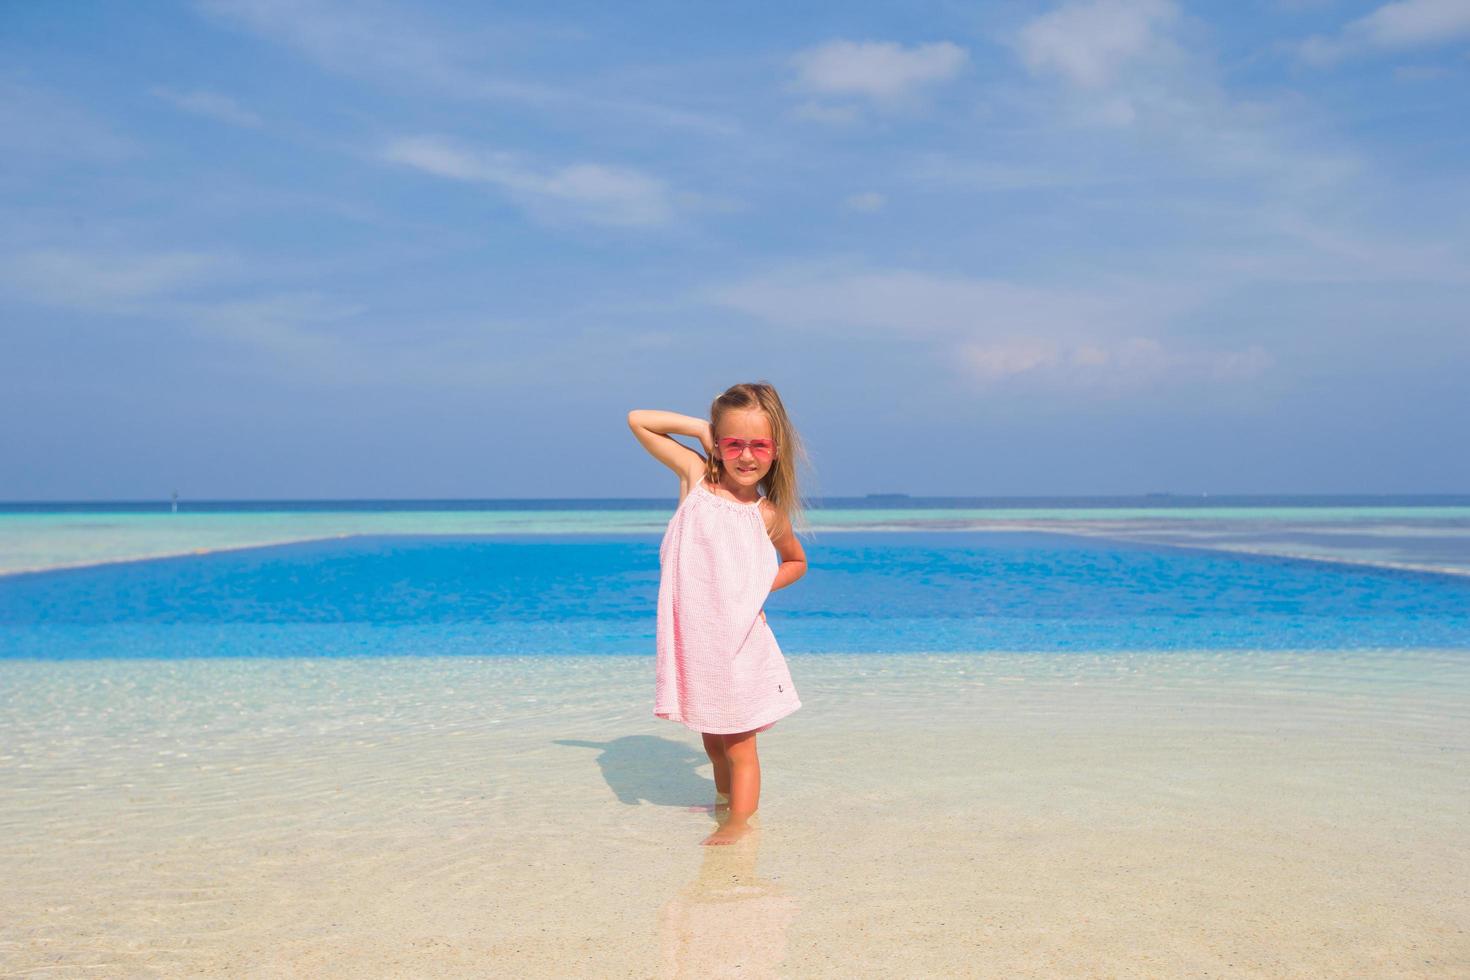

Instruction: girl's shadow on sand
[556,736,710,807]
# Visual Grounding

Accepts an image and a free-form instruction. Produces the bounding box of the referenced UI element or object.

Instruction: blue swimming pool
[2,531,1467,659]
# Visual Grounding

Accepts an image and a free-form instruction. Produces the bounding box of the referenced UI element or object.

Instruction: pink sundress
[654,476,802,735]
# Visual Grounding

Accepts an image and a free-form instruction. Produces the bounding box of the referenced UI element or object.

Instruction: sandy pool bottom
[2,649,1467,978]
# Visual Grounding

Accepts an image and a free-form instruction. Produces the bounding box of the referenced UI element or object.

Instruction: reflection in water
[561,732,802,977]
[657,822,799,980]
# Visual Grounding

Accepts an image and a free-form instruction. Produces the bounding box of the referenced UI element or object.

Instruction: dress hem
[654,699,802,736]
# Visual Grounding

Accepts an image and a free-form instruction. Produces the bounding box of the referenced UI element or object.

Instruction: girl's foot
[700,810,755,846]
[701,820,751,845]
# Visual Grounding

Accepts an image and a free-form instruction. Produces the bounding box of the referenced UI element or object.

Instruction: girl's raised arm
[627,410,712,478]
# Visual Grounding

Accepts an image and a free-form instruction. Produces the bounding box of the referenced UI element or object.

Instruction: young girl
[627,382,811,846]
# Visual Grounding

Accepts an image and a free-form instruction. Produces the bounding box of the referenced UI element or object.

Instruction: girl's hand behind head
[698,423,715,458]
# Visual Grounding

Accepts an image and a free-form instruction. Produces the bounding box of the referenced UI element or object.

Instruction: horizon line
[4,491,1470,507]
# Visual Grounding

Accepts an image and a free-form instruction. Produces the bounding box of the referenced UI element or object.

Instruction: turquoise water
[4,497,1470,578]
[2,529,1467,659]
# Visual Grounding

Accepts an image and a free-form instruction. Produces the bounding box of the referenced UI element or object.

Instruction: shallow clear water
[2,531,1467,659]
[3,650,1467,975]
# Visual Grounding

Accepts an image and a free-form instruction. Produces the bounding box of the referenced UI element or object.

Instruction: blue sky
[2,0,1467,500]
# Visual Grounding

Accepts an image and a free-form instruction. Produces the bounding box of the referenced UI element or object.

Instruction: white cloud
[0,80,141,162]
[703,264,1266,391]
[908,155,1118,192]
[1392,63,1458,80]
[0,249,230,311]
[194,0,742,137]
[0,246,459,382]
[790,39,968,107]
[959,336,1271,389]
[961,337,1062,378]
[843,191,886,212]
[150,87,263,127]
[1003,0,1361,197]
[0,247,365,369]
[1008,0,1199,131]
[1301,0,1470,65]
[1015,0,1178,89]
[382,136,678,228]
[196,0,554,100]
[707,266,1118,339]
[787,101,863,126]
[179,291,369,360]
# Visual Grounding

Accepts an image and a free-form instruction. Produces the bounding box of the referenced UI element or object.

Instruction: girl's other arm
[627,410,712,481]
[765,506,807,593]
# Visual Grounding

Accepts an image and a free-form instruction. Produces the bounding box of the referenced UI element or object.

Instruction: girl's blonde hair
[703,381,815,541]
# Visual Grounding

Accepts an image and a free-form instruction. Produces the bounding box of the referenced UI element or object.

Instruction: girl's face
[714,409,776,487]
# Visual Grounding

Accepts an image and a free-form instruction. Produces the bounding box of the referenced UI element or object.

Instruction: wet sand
[2,649,1467,977]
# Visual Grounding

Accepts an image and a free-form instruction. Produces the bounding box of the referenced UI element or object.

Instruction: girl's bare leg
[701,730,759,845]
[700,731,732,814]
